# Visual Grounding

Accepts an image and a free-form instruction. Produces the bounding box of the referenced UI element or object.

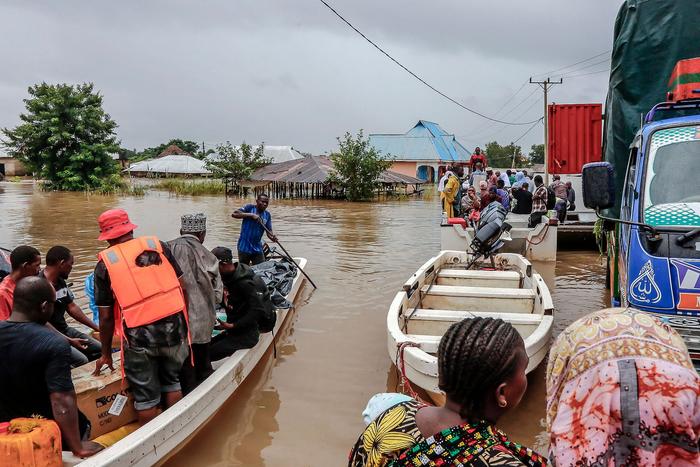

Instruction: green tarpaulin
[603,0,700,215]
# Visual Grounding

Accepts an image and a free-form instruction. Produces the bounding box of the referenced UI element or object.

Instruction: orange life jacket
[98,236,185,329]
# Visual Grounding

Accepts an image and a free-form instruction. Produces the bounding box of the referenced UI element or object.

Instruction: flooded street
[0,182,608,466]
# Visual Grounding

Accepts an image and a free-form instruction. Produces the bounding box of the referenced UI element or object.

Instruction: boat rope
[526,221,550,246]
[395,341,433,405]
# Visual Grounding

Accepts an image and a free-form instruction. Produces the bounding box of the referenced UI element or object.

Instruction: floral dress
[349,400,547,467]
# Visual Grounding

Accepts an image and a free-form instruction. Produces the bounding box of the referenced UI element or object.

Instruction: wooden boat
[387,251,553,404]
[63,258,308,466]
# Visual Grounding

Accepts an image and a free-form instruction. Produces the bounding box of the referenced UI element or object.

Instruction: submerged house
[248,155,425,198]
[369,120,471,183]
[126,145,211,177]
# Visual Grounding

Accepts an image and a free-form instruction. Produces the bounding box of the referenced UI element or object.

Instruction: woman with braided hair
[349,317,547,466]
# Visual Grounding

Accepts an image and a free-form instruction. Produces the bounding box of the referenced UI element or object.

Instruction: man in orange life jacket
[92,209,189,425]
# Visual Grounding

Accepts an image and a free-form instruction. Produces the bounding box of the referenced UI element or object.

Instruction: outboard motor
[466,203,512,268]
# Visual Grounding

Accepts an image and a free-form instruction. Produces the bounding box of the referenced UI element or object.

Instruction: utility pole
[529,77,562,185]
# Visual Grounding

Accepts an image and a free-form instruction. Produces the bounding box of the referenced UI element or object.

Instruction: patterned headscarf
[546,308,700,466]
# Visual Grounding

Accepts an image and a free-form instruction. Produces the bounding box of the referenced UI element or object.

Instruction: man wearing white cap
[168,213,223,394]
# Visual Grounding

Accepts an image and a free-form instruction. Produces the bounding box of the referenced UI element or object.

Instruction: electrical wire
[513,118,543,144]
[318,0,541,126]
[562,68,611,79]
[557,57,611,78]
[532,49,612,79]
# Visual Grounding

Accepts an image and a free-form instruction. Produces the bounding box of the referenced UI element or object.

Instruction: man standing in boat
[232,193,277,265]
[168,213,223,394]
[92,209,190,425]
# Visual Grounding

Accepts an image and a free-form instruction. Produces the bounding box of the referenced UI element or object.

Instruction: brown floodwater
[0,181,608,466]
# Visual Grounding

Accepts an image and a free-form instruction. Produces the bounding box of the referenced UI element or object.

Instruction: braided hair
[437,317,522,420]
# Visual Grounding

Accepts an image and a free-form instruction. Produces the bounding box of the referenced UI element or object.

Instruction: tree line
[1,82,543,199]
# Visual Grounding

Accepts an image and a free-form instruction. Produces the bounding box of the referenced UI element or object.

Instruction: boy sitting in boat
[210,247,271,361]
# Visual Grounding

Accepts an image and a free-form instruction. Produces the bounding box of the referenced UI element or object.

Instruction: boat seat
[436,269,520,288]
[420,284,534,313]
[406,309,543,336]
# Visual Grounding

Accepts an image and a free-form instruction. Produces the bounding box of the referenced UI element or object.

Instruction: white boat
[387,251,553,404]
[441,214,558,262]
[63,258,308,466]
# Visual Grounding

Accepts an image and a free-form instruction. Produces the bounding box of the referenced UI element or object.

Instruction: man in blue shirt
[232,193,277,265]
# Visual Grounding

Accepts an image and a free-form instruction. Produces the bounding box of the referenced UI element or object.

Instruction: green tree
[529,143,545,164]
[328,130,393,201]
[2,83,120,190]
[484,141,528,168]
[134,139,202,161]
[205,142,271,193]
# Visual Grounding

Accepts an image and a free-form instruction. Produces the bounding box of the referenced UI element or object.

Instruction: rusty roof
[249,156,425,184]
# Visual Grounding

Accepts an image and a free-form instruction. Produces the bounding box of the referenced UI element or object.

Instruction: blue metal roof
[369,120,471,162]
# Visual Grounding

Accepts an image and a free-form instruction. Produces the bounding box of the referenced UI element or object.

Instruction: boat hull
[65,258,308,467]
[387,251,554,398]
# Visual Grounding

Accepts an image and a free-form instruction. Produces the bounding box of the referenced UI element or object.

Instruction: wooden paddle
[257,217,318,289]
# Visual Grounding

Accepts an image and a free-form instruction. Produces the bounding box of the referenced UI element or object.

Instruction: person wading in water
[232,193,277,265]
[92,209,190,425]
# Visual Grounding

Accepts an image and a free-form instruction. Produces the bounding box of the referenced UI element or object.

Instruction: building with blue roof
[369,120,471,182]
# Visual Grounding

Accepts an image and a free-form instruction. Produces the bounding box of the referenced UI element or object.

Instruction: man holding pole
[232,193,277,265]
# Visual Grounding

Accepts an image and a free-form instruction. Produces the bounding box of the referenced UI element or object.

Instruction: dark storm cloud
[0,1,623,153]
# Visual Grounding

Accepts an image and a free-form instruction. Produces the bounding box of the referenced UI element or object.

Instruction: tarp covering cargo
[603,0,700,214]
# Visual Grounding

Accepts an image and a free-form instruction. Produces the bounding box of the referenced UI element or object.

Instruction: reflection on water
[0,182,607,466]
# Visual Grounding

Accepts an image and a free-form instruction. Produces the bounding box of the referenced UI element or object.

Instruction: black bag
[250,274,277,333]
[546,186,556,210]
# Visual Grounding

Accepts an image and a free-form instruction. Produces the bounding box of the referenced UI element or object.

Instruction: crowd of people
[0,193,278,458]
[439,155,576,229]
[349,311,700,466]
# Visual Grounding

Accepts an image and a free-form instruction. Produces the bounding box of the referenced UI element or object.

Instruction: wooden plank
[409,309,543,325]
[437,269,520,288]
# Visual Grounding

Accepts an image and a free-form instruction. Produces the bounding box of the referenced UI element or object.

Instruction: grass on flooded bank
[151,179,225,195]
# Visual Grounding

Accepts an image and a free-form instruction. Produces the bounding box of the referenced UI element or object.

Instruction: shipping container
[547,103,603,174]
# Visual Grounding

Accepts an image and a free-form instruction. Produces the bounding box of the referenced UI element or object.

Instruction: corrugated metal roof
[369,120,471,162]
[126,155,211,175]
[207,145,303,165]
[250,156,425,184]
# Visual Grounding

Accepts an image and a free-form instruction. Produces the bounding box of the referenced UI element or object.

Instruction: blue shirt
[237,204,272,254]
[497,188,510,211]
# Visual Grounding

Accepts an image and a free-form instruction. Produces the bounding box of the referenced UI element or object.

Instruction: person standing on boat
[0,245,41,320]
[441,168,460,218]
[92,209,189,425]
[549,175,568,223]
[41,246,102,367]
[0,277,103,458]
[232,193,277,266]
[168,213,223,395]
[469,147,487,172]
[349,317,546,466]
[529,175,548,228]
[209,246,269,361]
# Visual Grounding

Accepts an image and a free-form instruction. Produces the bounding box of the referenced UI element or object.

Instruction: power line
[532,49,612,79]
[563,68,611,79]
[318,0,541,126]
[513,118,543,144]
[557,57,611,78]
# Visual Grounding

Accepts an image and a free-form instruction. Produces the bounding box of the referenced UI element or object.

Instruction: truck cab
[585,102,700,362]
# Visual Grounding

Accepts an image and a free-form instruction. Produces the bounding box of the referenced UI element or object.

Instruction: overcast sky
[0,1,623,155]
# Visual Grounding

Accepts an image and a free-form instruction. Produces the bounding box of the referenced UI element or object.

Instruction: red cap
[97,209,137,241]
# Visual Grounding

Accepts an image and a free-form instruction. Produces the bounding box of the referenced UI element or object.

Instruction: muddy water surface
[0,182,608,466]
